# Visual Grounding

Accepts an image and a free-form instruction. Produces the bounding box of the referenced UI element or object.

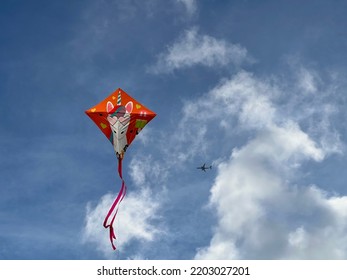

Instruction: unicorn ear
[125,101,133,113]
[106,101,114,113]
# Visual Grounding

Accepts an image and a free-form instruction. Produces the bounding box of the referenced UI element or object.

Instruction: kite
[85,88,156,250]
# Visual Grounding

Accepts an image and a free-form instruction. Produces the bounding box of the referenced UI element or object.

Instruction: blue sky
[1,0,347,259]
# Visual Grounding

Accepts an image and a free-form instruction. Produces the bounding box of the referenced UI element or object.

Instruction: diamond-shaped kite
[85,88,156,250]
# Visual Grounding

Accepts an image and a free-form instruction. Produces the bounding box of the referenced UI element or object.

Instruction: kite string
[103,158,127,250]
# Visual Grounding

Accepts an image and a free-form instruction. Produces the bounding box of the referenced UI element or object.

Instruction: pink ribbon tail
[103,158,127,250]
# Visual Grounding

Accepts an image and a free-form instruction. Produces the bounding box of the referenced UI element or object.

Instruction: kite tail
[103,158,127,250]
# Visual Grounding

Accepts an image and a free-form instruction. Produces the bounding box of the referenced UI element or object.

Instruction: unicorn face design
[106,101,133,156]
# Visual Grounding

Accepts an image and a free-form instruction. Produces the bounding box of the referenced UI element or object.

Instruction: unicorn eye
[113,130,117,134]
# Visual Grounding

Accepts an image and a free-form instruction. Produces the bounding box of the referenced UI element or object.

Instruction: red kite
[86,88,156,250]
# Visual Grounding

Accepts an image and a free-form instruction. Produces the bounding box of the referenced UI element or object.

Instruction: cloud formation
[82,149,167,258]
[149,27,248,74]
[175,70,347,259]
[83,188,162,258]
[176,0,198,16]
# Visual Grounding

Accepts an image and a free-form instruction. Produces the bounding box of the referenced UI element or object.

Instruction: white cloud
[149,27,249,73]
[210,72,278,130]
[83,188,162,258]
[298,67,319,93]
[82,153,167,257]
[195,138,345,259]
[188,69,346,259]
[129,155,168,188]
[284,65,344,155]
[176,0,197,16]
[171,69,339,164]
[288,227,307,249]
